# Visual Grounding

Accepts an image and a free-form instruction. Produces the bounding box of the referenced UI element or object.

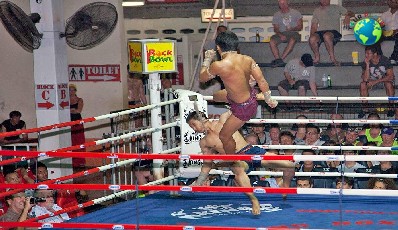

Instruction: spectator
[249,124,268,145]
[134,135,154,191]
[379,0,398,64]
[300,124,325,146]
[338,149,365,173]
[0,191,32,229]
[358,142,379,168]
[342,127,360,146]
[359,45,395,118]
[266,124,280,145]
[277,53,317,97]
[309,0,354,65]
[319,140,340,168]
[296,177,313,188]
[31,161,48,183]
[372,160,397,174]
[69,84,86,168]
[279,131,300,155]
[29,189,70,223]
[297,149,321,172]
[358,112,383,146]
[320,113,347,144]
[335,176,353,189]
[127,72,148,128]
[368,178,396,190]
[244,133,260,146]
[269,0,303,67]
[30,161,87,218]
[379,127,398,154]
[1,111,28,145]
[290,114,307,143]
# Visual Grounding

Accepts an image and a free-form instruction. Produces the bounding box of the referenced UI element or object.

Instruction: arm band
[196,172,209,185]
[263,90,272,101]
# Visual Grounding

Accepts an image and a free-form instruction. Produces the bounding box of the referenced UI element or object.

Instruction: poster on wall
[68,64,121,82]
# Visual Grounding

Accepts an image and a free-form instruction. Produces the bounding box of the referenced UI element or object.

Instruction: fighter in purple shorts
[200,31,278,155]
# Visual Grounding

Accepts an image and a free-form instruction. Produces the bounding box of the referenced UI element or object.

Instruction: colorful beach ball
[353,18,382,46]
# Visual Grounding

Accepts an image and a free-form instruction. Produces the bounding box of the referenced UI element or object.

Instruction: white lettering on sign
[171,203,282,219]
[58,83,69,109]
[69,64,121,82]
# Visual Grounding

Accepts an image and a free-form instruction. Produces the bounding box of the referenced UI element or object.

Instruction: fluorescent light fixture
[123,1,145,6]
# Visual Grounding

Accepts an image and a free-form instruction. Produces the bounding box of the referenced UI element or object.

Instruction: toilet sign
[68,64,121,82]
[35,84,56,110]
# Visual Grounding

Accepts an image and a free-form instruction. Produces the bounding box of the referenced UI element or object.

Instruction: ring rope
[2,183,398,197]
[247,118,398,124]
[204,95,398,101]
[2,150,398,162]
[25,176,175,223]
[209,169,398,179]
[0,98,181,139]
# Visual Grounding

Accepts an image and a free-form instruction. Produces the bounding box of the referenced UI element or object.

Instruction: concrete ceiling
[123,0,388,19]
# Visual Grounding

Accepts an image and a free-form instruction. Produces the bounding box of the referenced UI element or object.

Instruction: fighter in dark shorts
[236,144,266,170]
[227,88,258,121]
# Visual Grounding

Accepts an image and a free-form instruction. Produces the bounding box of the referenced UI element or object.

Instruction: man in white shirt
[29,189,70,223]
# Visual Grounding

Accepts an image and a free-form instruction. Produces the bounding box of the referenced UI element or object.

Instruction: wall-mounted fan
[0,1,42,52]
[0,1,118,52]
[60,2,118,50]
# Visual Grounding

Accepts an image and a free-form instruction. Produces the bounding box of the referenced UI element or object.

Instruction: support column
[30,0,71,178]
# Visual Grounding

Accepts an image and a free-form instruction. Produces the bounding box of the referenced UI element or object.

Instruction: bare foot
[251,198,261,215]
[332,60,341,66]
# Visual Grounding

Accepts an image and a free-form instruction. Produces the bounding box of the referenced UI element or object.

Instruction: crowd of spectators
[206,111,397,191]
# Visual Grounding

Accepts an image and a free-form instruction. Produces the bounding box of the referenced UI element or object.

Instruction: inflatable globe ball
[353,18,382,46]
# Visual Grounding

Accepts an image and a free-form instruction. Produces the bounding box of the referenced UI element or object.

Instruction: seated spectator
[359,45,395,118]
[279,131,300,155]
[379,127,398,154]
[358,142,379,168]
[368,177,396,190]
[266,124,280,145]
[358,112,383,145]
[1,111,28,145]
[336,176,354,189]
[379,0,398,64]
[320,114,347,144]
[309,0,354,65]
[342,127,360,146]
[372,161,397,174]
[244,133,260,146]
[338,148,366,173]
[0,191,32,228]
[296,176,313,188]
[290,114,307,143]
[296,124,325,147]
[319,140,340,168]
[277,54,317,97]
[297,149,322,172]
[30,161,49,183]
[249,123,268,145]
[29,189,70,223]
[269,0,303,67]
[30,161,87,218]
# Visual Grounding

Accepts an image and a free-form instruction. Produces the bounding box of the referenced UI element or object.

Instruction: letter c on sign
[42,90,50,100]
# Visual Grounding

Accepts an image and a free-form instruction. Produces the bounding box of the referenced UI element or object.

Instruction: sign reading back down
[68,64,121,82]
[128,39,177,74]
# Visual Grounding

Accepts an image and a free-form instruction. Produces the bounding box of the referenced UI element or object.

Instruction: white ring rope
[297,188,398,196]
[257,144,398,151]
[247,118,398,124]
[203,96,398,101]
[208,170,398,179]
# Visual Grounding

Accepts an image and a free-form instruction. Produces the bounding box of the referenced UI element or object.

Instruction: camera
[30,197,46,204]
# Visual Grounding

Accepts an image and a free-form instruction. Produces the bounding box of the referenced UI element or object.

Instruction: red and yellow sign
[128,39,177,74]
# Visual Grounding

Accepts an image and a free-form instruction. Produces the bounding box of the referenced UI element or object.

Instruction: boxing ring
[2,90,398,230]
